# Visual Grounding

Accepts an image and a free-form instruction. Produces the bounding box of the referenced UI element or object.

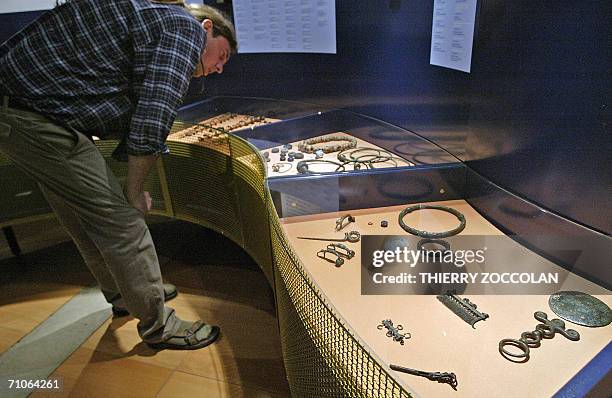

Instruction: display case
[1,97,610,398]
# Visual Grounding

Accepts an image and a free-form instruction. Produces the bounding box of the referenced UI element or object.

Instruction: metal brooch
[326,243,355,259]
[499,311,580,362]
[377,319,411,345]
[437,291,489,328]
[335,214,355,231]
[316,248,344,267]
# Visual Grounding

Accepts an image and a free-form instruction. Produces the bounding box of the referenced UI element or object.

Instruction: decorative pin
[297,231,361,243]
[390,364,457,390]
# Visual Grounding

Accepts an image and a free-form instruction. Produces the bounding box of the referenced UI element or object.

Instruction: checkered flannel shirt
[0,0,204,160]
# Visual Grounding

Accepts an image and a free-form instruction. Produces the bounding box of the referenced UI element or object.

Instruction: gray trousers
[0,104,179,343]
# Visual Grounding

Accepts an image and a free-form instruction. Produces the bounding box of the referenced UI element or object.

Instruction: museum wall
[1,1,610,235]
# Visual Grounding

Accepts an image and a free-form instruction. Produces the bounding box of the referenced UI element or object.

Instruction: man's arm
[125,154,158,213]
[122,21,204,212]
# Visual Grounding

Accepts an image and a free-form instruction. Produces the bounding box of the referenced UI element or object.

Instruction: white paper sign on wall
[233,0,336,54]
[430,0,478,73]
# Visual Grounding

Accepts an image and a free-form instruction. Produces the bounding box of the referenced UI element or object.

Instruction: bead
[297,135,357,154]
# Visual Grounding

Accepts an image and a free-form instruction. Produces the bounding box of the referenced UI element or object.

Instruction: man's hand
[125,190,152,214]
[125,154,158,215]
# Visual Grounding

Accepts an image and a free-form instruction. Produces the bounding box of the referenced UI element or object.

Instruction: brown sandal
[147,321,220,350]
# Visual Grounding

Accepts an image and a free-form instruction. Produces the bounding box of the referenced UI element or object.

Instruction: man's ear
[201,19,213,32]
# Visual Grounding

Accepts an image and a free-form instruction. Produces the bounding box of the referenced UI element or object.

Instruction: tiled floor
[0,219,290,397]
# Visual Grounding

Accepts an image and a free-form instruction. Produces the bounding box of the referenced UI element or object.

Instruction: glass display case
[1,96,609,398]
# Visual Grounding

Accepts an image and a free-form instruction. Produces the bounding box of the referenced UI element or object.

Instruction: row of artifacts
[296,204,611,391]
[263,136,414,174]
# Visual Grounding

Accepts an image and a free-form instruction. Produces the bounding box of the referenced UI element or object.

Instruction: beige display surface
[263,132,414,176]
[281,200,612,397]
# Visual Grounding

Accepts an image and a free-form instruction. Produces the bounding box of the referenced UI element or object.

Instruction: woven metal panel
[268,212,412,398]
[228,136,274,284]
[163,141,244,245]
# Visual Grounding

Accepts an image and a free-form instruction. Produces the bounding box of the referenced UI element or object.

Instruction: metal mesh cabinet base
[0,128,411,398]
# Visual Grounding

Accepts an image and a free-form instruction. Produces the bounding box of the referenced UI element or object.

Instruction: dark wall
[0,10,45,43]
[202,1,611,235]
[2,1,610,234]
[464,1,611,234]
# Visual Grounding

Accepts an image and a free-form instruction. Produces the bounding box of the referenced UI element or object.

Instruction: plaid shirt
[0,0,204,160]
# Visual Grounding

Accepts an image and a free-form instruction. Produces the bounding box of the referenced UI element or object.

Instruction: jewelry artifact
[337,147,413,169]
[377,319,411,345]
[271,147,280,153]
[499,311,580,362]
[398,204,466,238]
[314,149,324,159]
[271,162,292,173]
[298,135,357,154]
[417,238,451,260]
[317,248,344,267]
[335,214,355,231]
[326,243,355,259]
[338,147,392,163]
[171,124,228,145]
[437,291,489,328]
[339,159,373,171]
[297,231,361,243]
[390,364,457,390]
[548,291,611,327]
[220,114,267,132]
[380,220,388,227]
[296,159,346,174]
[417,238,450,252]
[291,152,304,159]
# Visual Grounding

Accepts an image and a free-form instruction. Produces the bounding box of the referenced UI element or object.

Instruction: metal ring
[337,147,376,163]
[499,338,530,359]
[338,159,372,171]
[416,238,451,252]
[520,331,542,348]
[344,231,361,243]
[297,159,346,174]
[398,204,466,238]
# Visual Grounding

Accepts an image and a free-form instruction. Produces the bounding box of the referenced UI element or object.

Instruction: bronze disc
[549,291,612,327]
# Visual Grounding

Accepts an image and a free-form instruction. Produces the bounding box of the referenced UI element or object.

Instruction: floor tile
[157,370,289,398]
